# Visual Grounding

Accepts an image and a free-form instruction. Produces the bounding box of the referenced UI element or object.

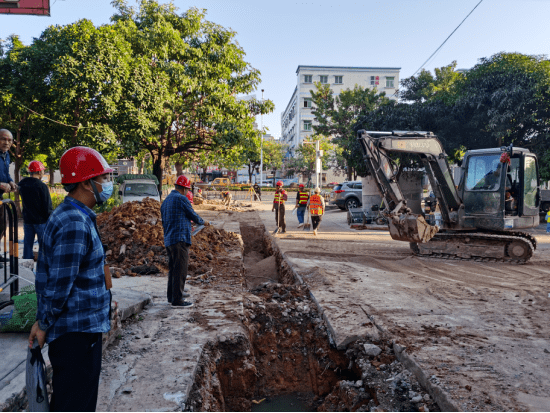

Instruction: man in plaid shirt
[29,147,113,412]
[161,175,204,308]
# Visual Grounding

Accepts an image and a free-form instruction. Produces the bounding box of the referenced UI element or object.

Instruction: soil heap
[96,198,240,278]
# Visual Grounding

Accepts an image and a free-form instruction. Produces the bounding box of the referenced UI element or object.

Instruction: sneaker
[297,223,304,228]
[171,301,194,308]
[313,230,317,235]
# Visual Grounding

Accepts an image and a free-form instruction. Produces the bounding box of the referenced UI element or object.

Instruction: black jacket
[18,177,53,225]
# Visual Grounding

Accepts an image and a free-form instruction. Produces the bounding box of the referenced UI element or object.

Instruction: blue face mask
[91,180,113,204]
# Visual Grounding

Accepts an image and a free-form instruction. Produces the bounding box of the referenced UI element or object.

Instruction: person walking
[18,161,53,260]
[161,175,204,308]
[272,181,287,233]
[546,209,550,233]
[309,187,325,236]
[28,146,114,412]
[295,183,309,228]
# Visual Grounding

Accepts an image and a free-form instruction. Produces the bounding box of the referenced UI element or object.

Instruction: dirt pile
[193,198,256,212]
[96,199,240,278]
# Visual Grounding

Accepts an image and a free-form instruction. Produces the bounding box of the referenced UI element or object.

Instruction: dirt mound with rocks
[96,199,240,278]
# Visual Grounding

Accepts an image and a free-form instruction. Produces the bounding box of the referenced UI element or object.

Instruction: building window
[304,98,312,108]
[320,75,328,84]
[386,77,395,88]
[370,75,380,86]
[304,75,312,83]
[304,120,312,131]
[334,76,343,84]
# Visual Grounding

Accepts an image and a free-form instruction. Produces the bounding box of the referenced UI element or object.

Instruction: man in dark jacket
[18,160,53,259]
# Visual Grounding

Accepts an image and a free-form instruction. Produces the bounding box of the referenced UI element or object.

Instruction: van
[118,178,161,203]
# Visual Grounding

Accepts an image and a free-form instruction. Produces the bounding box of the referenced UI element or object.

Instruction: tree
[285,134,333,185]
[310,82,390,180]
[109,0,274,189]
[263,140,287,185]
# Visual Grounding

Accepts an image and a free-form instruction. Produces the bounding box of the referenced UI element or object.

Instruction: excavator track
[410,231,537,264]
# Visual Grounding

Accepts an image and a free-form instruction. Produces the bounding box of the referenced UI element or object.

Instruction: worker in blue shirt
[29,146,113,412]
[546,210,550,233]
[0,129,16,256]
[161,175,204,308]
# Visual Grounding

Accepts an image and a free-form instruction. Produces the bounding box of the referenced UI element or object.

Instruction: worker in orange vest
[272,181,288,233]
[309,187,325,236]
[295,183,309,228]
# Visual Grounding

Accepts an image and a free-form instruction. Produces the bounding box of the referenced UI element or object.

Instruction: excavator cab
[459,148,540,231]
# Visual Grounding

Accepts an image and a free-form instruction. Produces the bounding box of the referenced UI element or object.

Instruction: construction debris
[96,198,241,278]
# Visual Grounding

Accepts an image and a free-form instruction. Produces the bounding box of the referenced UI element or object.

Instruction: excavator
[357,130,540,263]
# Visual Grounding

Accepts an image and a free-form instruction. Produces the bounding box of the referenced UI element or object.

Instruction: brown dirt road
[257,203,550,412]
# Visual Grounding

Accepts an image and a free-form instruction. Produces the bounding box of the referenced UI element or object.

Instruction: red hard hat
[276,181,283,187]
[28,160,45,173]
[299,183,304,188]
[60,147,113,184]
[175,175,191,188]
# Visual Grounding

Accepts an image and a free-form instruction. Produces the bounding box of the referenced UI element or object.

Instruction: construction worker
[161,175,204,308]
[272,181,288,233]
[222,190,232,206]
[546,208,550,233]
[309,187,325,236]
[29,146,113,411]
[253,182,261,201]
[295,183,309,228]
[18,160,53,259]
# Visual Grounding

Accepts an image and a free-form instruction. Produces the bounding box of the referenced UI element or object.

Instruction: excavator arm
[357,130,462,243]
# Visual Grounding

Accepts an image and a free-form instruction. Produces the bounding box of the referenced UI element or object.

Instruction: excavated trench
[186,213,439,412]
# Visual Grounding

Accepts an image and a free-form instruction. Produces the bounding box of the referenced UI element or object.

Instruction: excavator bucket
[388,213,439,244]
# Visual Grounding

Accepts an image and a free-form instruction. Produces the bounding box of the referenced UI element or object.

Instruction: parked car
[118,179,161,204]
[260,180,273,187]
[330,181,363,210]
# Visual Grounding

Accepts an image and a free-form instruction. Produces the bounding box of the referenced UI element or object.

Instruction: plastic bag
[26,339,49,411]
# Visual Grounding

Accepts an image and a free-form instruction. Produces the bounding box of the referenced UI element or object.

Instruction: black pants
[274,203,286,231]
[312,215,322,230]
[166,241,190,304]
[48,332,102,412]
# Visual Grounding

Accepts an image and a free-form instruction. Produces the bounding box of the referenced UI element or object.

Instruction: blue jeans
[547,222,550,233]
[297,206,306,224]
[23,223,46,260]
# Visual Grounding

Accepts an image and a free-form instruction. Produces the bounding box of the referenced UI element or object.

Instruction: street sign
[0,0,50,16]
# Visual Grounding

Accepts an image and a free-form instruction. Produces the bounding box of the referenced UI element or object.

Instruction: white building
[281,65,401,156]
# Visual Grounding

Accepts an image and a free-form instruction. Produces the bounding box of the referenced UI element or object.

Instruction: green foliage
[285,134,333,181]
[310,83,390,179]
[359,53,550,167]
[50,192,66,209]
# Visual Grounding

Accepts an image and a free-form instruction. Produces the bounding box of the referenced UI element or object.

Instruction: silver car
[330,181,363,210]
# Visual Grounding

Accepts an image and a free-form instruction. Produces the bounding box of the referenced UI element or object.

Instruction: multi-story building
[281,65,401,156]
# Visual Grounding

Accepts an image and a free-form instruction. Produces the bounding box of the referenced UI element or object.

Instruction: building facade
[281,65,401,156]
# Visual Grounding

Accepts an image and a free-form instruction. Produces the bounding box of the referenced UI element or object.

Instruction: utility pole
[259,89,264,186]
[303,139,323,189]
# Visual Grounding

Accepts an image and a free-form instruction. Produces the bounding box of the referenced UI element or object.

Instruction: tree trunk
[175,161,184,177]
[346,159,352,181]
[139,158,145,174]
[248,163,254,184]
[49,168,55,185]
[152,153,165,196]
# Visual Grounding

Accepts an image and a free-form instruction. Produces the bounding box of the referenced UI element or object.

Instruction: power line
[0,90,90,129]
[412,0,484,77]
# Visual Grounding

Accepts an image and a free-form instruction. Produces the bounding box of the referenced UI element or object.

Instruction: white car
[118,179,161,203]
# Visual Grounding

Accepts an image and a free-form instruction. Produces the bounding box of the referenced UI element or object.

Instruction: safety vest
[546,211,550,223]
[274,190,286,204]
[309,194,323,215]
[297,191,309,205]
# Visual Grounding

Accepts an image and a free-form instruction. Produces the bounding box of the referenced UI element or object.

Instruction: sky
[2,0,550,139]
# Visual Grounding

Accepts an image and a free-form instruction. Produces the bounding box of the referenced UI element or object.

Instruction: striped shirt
[161,190,204,247]
[35,197,110,343]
